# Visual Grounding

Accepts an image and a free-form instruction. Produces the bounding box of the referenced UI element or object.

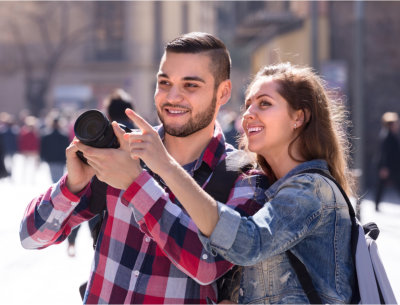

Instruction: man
[40,115,70,183]
[20,32,266,304]
[374,112,400,211]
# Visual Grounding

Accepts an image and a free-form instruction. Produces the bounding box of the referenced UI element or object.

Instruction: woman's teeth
[248,127,263,133]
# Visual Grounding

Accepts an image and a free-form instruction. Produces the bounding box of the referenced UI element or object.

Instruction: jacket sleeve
[201,174,325,266]
[121,170,264,285]
[19,174,94,249]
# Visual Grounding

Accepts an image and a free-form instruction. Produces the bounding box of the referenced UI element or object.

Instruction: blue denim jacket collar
[265,159,329,200]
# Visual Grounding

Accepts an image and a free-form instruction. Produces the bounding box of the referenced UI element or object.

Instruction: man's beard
[157,93,217,137]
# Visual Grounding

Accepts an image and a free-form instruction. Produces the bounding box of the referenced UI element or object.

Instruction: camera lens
[74,110,109,146]
[73,109,131,163]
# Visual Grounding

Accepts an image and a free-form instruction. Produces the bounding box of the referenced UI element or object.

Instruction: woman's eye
[259,100,271,107]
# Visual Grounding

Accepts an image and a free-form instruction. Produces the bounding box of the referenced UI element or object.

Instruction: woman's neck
[262,146,303,180]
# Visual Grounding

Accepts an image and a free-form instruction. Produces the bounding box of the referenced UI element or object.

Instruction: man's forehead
[158,52,212,80]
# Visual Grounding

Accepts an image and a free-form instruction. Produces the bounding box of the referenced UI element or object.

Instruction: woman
[125,62,356,304]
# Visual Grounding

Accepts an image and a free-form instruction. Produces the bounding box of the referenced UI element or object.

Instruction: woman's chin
[247,143,261,154]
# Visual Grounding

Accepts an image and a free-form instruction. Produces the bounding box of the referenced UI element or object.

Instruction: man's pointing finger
[125,108,152,133]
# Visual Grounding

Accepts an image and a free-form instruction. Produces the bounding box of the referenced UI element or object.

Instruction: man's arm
[19,175,95,249]
[20,138,96,249]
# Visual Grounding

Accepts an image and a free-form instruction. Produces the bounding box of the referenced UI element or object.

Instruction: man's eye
[158,80,170,86]
[185,83,199,88]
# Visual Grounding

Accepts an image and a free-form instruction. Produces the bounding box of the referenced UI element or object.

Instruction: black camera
[74,109,131,163]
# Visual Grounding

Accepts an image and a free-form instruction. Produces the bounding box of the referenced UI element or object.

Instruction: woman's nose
[243,106,256,120]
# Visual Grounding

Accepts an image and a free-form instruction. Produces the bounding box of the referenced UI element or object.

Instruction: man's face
[154,52,218,137]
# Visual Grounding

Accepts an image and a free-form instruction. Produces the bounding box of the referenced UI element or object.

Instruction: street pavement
[1,156,399,304]
[1,157,94,304]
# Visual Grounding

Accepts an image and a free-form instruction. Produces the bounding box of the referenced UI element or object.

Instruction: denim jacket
[199,160,355,304]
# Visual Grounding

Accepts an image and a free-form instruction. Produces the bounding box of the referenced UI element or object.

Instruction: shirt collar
[156,122,228,173]
[265,159,329,199]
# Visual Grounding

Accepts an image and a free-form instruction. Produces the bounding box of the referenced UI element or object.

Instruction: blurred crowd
[0,109,73,183]
[0,89,137,185]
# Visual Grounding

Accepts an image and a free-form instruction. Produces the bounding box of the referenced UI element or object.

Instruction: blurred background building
[0,1,399,190]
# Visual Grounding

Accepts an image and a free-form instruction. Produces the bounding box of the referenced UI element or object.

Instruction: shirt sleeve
[121,170,265,285]
[19,174,94,249]
[201,174,325,266]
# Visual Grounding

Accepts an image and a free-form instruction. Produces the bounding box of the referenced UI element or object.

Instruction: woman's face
[242,77,299,158]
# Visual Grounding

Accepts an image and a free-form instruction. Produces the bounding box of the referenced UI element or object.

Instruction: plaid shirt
[20,123,266,304]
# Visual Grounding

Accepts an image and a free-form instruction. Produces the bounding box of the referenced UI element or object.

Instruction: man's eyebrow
[157,73,205,84]
[157,72,168,78]
[182,76,206,83]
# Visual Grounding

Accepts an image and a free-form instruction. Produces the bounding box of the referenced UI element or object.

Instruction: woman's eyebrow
[256,93,273,99]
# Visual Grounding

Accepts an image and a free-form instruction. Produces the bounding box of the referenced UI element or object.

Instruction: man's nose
[166,86,183,103]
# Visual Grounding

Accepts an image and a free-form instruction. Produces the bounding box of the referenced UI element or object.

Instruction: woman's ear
[293,109,310,128]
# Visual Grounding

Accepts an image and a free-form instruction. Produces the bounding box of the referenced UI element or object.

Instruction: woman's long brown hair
[240,63,354,195]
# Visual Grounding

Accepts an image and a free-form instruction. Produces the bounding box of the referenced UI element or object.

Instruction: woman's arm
[124,109,219,236]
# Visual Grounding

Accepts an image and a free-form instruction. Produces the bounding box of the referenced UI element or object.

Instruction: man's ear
[217,79,232,106]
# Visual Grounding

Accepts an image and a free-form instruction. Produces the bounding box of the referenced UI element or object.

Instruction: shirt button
[145,237,150,243]
[134,270,139,277]
[202,253,208,260]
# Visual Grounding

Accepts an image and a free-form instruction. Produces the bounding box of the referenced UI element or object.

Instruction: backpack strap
[87,176,108,249]
[286,251,323,304]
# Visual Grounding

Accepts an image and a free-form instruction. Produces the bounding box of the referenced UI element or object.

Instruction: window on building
[93,2,124,61]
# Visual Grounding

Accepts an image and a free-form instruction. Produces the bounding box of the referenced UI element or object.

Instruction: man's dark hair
[165,32,231,88]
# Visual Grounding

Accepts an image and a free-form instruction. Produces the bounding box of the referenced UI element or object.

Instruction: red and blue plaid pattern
[20,124,265,304]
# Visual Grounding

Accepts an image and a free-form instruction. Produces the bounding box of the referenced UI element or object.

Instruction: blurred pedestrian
[0,112,18,178]
[102,88,135,129]
[17,115,40,184]
[0,131,8,179]
[374,112,400,211]
[40,114,70,183]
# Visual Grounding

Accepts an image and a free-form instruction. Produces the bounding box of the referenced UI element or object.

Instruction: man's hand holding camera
[74,122,143,190]
[65,139,96,194]
[66,108,169,193]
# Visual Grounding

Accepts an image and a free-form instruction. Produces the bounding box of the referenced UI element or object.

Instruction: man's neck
[163,126,214,166]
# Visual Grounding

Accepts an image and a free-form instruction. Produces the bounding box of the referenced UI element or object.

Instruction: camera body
[74,109,131,163]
